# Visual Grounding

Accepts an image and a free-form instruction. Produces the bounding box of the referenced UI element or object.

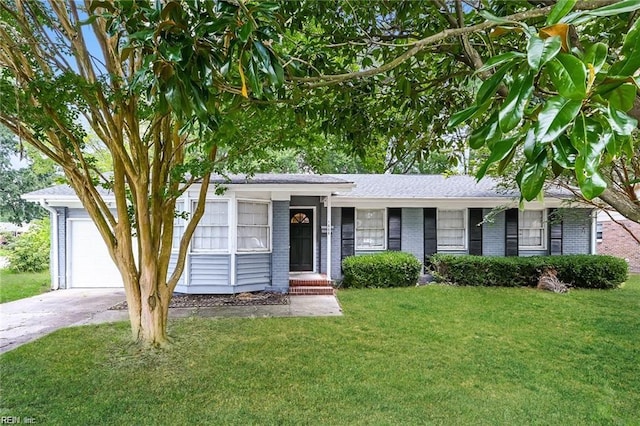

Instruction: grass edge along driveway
[0,269,50,303]
[1,275,638,424]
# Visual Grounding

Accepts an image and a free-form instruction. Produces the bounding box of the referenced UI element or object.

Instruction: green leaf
[583,42,608,74]
[551,135,577,169]
[535,96,582,143]
[469,112,502,149]
[586,0,640,17]
[607,83,637,111]
[609,18,640,77]
[575,158,607,200]
[527,35,562,71]
[479,10,515,24]
[607,104,638,136]
[238,21,253,43]
[448,105,479,128]
[546,0,577,25]
[499,69,535,132]
[476,136,520,180]
[476,62,512,104]
[519,152,548,201]
[523,128,544,162]
[476,52,525,73]
[547,54,587,100]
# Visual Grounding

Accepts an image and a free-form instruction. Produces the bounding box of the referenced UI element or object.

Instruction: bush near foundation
[342,252,422,288]
[7,218,50,273]
[430,254,628,289]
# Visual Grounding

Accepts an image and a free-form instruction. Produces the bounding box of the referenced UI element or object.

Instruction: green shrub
[430,254,627,289]
[342,251,422,288]
[7,218,50,273]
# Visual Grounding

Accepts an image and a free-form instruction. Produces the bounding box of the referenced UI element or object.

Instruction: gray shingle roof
[330,174,517,199]
[212,173,352,185]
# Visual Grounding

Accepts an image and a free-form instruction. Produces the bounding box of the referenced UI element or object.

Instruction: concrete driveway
[0,289,125,354]
[0,289,342,354]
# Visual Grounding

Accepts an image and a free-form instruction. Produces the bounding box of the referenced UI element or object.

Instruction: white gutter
[39,200,60,290]
[591,209,598,254]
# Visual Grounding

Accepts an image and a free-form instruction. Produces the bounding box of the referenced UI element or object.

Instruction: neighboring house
[23,174,596,294]
[596,210,640,273]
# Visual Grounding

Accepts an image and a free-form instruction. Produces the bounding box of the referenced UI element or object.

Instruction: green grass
[0,269,50,303]
[1,276,639,425]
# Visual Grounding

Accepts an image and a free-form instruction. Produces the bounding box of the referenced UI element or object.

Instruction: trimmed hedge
[431,254,628,289]
[342,252,422,288]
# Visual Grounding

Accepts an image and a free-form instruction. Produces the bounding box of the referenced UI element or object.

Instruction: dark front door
[290,209,314,271]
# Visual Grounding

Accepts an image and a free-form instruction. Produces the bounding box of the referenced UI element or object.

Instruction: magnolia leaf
[489,26,523,38]
[586,0,640,17]
[551,135,577,169]
[520,152,549,201]
[609,18,640,77]
[448,104,479,127]
[575,157,607,200]
[469,112,501,149]
[546,0,577,25]
[479,10,516,25]
[583,42,608,74]
[499,69,535,132]
[523,128,544,162]
[539,23,571,52]
[476,52,525,73]
[547,54,587,100]
[476,63,512,104]
[535,96,582,143]
[238,61,249,98]
[476,136,520,180]
[527,35,562,71]
[607,83,637,112]
[607,104,638,136]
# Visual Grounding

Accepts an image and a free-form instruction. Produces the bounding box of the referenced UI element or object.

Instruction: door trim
[289,206,317,272]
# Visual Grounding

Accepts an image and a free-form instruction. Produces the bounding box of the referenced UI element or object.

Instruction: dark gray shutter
[548,208,563,255]
[388,208,402,251]
[424,208,437,265]
[468,208,483,256]
[505,208,519,256]
[341,207,355,261]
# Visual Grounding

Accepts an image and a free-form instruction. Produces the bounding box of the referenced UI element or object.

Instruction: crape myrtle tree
[0,0,290,346]
[281,0,639,221]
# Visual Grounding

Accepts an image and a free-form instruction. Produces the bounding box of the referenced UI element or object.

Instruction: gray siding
[561,209,592,254]
[188,254,230,286]
[236,253,270,286]
[168,253,185,287]
[483,209,506,256]
[331,207,342,279]
[401,208,424,264]
[67,208,91,219]
[271,200,290,292]
[54,207,67,289]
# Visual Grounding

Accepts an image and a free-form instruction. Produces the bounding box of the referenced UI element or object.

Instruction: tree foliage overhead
[0,0,290,346]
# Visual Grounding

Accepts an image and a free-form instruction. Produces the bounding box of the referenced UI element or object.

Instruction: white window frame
[236,199,272,253]
[437,209,467,251]
[355,208,386,251]
[190,199,230,253]
[519,210,547,250]
[596,222,603,242]
[172,200,187,253]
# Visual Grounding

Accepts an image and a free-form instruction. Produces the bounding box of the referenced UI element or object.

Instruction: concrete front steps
[288,273,335,295]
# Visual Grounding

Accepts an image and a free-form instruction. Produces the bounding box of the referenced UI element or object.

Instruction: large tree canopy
[0,0,292,346]
[279,0,639,221]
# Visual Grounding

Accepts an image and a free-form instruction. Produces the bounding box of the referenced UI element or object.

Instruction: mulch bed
[109,292,289,310]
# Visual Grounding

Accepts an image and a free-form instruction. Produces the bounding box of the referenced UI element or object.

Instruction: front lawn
[0,269,50,303]
[1,276,639,424]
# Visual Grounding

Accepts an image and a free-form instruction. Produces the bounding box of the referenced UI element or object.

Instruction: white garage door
[68,220,123,288]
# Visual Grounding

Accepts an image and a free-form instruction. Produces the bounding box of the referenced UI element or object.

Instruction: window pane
[238,201,268,226]
[519,210,544,248]
[238,226,269,250]
[356,209,385,249]
[191,201,229,251]
[437,210,465,248]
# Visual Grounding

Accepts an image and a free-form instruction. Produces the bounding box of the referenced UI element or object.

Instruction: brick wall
[401,208,424,265]
[271,200,290,292]
[597,219,640,272]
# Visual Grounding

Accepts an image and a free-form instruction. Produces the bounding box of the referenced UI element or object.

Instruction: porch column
[326,193,332,281]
